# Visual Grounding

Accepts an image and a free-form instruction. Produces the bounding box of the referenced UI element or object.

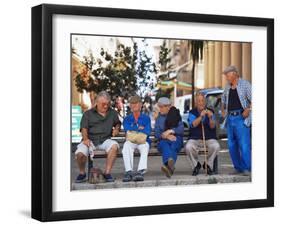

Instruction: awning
[156,80,193,91]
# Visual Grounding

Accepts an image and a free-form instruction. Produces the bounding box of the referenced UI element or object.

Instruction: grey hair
[95,91,111,102]
[195,92,205,99]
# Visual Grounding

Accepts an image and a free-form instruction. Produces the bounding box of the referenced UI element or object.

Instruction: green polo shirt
[80,107,121,145]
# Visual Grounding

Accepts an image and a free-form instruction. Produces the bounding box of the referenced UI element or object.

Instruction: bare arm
[209,118,216,129]
[207,110,216,129]
[192,110,207,128]
[112,123,121,137]
[81,128,90,146]
[192,116,202,128]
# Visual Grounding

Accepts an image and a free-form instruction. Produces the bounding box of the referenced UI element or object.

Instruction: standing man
[122,95,151,182]
[75,91,121,183]
[221,65,252,175]
[155,97,184,178]
[185,93,220,176]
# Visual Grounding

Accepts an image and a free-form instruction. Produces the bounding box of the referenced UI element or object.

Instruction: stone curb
[72,174,251,190]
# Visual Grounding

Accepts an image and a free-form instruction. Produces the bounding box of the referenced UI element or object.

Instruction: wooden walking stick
[201,121,208,175]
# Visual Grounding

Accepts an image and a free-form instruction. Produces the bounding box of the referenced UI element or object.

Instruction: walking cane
[201,121,208,175]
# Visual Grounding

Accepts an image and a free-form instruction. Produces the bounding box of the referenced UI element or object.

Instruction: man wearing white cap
[221,65,252,176]
[155,97,184,178]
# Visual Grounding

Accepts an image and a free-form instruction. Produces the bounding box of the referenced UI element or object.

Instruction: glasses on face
[99,102,110,107]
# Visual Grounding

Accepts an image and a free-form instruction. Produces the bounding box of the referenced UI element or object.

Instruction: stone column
[242,43,252,82]
[222,42,231,88]
[207,41,215,88]
[230,42,242,75]
[214,42,222,88]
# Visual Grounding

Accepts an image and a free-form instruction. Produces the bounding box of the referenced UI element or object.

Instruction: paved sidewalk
[71,145,251,190]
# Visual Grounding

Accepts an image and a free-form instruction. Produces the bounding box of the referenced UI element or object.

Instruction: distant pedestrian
[114,96,125,123]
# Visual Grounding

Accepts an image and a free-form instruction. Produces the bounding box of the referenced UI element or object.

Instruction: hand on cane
[200,109,207,118]
[201,122,208,175]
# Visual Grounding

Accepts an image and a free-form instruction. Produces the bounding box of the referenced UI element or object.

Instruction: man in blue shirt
[221,65,251,176]
[155,97,184,178]
[122,95,151,182]
[185,93,220,176]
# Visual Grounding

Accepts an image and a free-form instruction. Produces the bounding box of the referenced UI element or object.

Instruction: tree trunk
[191,61,196,108]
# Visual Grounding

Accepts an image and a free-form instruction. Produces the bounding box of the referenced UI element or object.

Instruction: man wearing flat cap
[122,95,151,182]
[155,97,184,178]
[221,65,252,176]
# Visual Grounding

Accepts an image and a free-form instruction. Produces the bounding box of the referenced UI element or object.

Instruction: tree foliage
[155,40,174,99]
[136,40,157,97]
[74,40,156,99]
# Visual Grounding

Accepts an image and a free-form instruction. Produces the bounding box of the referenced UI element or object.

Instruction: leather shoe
[203,162,213,175]
[167,158,175,175]
[192,162,201,176]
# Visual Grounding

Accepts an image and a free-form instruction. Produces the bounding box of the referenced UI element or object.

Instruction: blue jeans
[227,114,251,172]
[157,137,183,165]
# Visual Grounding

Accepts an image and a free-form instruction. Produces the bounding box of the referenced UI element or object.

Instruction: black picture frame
[31,3,274,222]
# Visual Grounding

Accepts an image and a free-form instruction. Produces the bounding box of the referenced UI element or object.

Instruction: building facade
[204,41,252,88]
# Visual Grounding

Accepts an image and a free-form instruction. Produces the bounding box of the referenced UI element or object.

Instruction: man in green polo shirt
[75,91,121,183]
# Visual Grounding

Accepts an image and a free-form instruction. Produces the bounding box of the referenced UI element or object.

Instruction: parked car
[174,94,192,128]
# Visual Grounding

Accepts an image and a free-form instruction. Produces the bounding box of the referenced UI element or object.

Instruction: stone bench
[74,128,219,175]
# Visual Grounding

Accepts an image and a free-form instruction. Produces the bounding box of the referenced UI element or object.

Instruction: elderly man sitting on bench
[155,97,184,178]
[75,91,121,183]
[185,93,220,176]
[122,95,151,182]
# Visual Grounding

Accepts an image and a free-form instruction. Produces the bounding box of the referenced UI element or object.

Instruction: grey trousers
[185,139,220,170]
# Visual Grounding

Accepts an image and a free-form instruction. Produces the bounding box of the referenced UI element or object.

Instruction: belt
[228,110,243,116]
